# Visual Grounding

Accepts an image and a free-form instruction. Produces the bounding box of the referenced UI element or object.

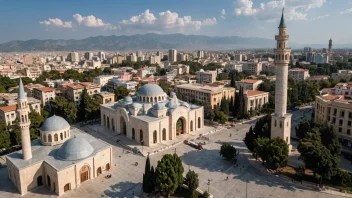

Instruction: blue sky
[0,0,351,44]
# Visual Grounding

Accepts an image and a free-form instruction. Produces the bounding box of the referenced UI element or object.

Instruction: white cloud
[340,8,352,15]
[311,14,330,20]
[233,0,326,21]
[119,9,217,33]
[73,14,116,29]
[220,9,226,19]
[121,9,157,24]
[39,18,72,28]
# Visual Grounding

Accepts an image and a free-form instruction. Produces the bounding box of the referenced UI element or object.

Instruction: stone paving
[0,108,350,198]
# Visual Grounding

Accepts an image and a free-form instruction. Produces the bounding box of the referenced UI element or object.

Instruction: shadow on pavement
[104,181,142,198]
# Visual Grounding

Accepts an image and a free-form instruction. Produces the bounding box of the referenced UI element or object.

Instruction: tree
[0,121,11,149]
[28,107,45,140]
[185,170,199,195]
[51,96,77,123]
[253,114,271,139]
[220,97,229,115]
[203,191,210,198]
[143,155,154,193]
[332,169,351,186]
[254,137,270,164]
[319,124,341,158]
[295,119,311,139]
[64,102,78,124]
[219,142,237,161]
[216,111,228,124]
[244,126,255,151]
[206,109,215,124]
[83,93,100,120]
[114,86,129,101]
[155,154,184,197]
[265,137,289,170]
[158,79,172,94]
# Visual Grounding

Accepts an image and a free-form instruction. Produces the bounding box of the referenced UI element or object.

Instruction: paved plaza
[0,108,350,198]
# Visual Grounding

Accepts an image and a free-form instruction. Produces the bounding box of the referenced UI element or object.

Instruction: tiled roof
[0,105,17,112]
[240,79,261,84]
[245,90,268,97]
[34,87,55,92]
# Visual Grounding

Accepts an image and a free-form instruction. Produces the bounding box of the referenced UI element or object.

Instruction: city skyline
[0,0,351,44]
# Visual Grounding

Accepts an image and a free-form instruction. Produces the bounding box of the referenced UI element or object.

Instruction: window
[333,109,337,116]
[339,120,343,126]
[341,111,345,117]
[349,121,352,126]
[349,112,352,119]
[339,128,342,133]
[348,129,351,135]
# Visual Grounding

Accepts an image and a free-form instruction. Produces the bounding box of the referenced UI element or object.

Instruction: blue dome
[130,103,142,108]
[137,84,165,96]
[124,96,133,103]
[40,116,70,132]
[166,101,178,109]
[57,138,94,161]
[180,102,190,108]
[153,103,165,110]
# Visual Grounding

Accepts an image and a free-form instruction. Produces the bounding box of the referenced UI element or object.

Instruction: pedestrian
[226,176,228,180]
[123,148,124,153]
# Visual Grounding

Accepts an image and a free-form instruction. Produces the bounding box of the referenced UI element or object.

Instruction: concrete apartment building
[243,90,269,113]
[95,91,115,104]
[175,83,235,109]
[196,70,217,84]
[242,61,262,75]
[93,75,117,88]
[315,94,352,148]
[332,70,352,81]
[288,68,310,82]
[24,83,45,97]
[169,48,177,63]
[235,79,263,90]
[225,62,243,72]
[33,87,56,107]
[66,83,101,105]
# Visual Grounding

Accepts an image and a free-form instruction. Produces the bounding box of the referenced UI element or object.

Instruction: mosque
[6,79,112,196]
[100,84,204,146]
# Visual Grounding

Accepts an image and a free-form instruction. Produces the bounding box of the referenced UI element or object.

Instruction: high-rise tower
[271,9,292,149]
[328,38,333,63]
[17,78,32,160]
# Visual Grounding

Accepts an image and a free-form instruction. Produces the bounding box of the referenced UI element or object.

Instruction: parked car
[184,140,203,150]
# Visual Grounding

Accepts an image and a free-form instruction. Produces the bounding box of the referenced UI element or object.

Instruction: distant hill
[0,33,350,52]
[0,33,277,52]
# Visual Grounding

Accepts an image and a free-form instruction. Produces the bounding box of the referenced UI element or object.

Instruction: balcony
[275,35,289,40]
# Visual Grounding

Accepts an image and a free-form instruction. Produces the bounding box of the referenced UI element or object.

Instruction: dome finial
[18,78,26,100]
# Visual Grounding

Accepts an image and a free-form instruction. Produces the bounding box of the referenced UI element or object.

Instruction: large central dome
[137,84,165,96]
[57,138,94,161]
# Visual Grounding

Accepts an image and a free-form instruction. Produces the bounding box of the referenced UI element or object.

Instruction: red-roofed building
[288,68,310,82]
[66,82,101,105]
[235,79,263,90]
[243,90,269,113]
[33,87,56,106]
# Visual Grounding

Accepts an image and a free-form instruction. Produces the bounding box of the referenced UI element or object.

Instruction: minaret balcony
[275,35,289,40]
[274,49,291,53]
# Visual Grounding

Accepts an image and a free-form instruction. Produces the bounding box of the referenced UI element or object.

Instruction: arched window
[147,97,149,102]
[285,54,288,60]
[153,130,157,144]
[143,97,145,102]
[198,117,201,128]
[282,54,284,60]
[154,97,157,102]
[64,131,67,138]
[190,121,193,132]
[274,120,277,127]
[48,134,52,142]
[43,134,47,142]
[132,128,135,140]
[162,128,166,140]
[151,97,153,102]
[158,96,161,101]
[60,133,63,140]
[54,134,58,141]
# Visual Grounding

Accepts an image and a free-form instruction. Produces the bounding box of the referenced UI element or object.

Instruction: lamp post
[207,179,212,194]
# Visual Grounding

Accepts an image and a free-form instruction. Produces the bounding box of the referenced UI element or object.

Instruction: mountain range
[0,33,351,52]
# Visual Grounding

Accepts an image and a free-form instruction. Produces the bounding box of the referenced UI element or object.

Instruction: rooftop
[6,128,111,170]
[239,79,262,84]
[245,90,268,97]
[0,105,17,112]
[34,87,55,92]
[176,83,235,93]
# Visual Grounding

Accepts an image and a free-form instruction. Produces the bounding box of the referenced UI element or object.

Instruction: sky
[0,0,351,44]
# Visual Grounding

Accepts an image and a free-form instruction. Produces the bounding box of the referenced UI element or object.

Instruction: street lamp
[207,179,212,194]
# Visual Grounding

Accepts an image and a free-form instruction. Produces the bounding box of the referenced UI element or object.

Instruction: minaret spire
[17,78,32,160]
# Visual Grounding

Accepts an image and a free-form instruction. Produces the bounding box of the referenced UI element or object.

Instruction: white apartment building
[243,90,269,113]
[196,70,217,84]
[242,61,262,75]
[33,87,56,107]
[69,52,79,62]
[149,55,161,65]
[288,68,310,82]
[98,51,106,61]
[126,54,137,62]
[93,75,118,88]
[169,48,177,63]
[235,79,263,90]
[197,50,204,59]
[332,70,352,81]
[225,62,243,72]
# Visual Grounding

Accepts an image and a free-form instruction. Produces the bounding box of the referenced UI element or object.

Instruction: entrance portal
[97,167,102,176]
[176,117,186,135]
[80,165,90,183]
[64,183,70,192]
[47,175,51,188]
[120,117,126,135]
[37,176,43,186]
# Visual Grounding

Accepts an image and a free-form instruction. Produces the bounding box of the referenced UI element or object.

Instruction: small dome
[124,96,133,103]
[57,138,94,161]
[153,103,165,110]
[170,92,176,97]
[40,116,70,132]
[166,101,178,109]
[137,84,165,96]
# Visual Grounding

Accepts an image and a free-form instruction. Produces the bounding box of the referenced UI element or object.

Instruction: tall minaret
[328,38,333,63]
[271,8,292,149]
[17,78,32,160]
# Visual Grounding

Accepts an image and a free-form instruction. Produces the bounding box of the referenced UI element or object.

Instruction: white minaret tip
[18,78,26,100]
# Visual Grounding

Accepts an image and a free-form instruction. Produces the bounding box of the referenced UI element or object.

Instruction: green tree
[185,170,199,195]
[220,97,230,115]
[319,124,341,158]
[219,142,237,161]
[158,79,172,94]
[64,102,78,124]
[254,137,270,164]
[295,119,311,139]
[0,121,11,149]
[51,96,77,123]
[332,169,351,186]
[265,137,289,170]
[244,126,255,151]
[28,107,45,140]
[143,155,154,193]
[114,86,129,101]
[216,111,228,124]
[155,154,184,197]
[203,191,210,198]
